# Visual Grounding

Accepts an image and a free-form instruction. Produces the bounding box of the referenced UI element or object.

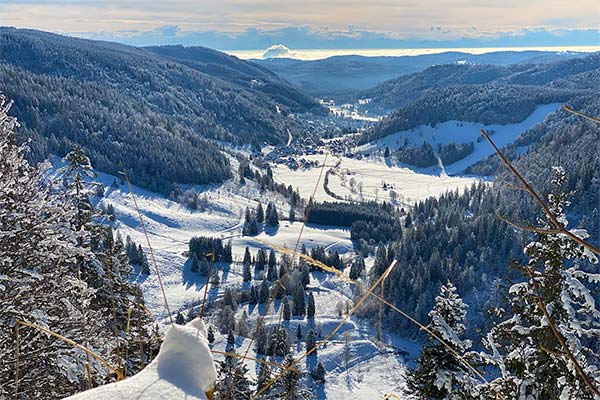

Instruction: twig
[480,129,600,256]
[497,214,560,235]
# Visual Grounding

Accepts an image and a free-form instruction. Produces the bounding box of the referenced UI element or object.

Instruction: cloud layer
[1,0,598,49]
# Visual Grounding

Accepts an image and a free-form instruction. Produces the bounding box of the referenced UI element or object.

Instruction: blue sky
[1,0,598,49]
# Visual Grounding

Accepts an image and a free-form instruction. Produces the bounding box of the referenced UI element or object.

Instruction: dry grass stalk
[15,319,124,380]
[120,171,174,324]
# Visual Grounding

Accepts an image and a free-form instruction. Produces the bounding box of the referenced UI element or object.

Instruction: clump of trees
[243,201,280,235]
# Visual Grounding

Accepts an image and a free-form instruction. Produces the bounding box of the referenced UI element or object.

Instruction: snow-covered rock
[65,319,216,400]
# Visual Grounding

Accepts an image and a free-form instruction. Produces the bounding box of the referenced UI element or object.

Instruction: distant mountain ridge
[254,50,593,100]
[0,28,324,193]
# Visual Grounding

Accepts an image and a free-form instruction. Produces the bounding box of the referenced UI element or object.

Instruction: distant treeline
[394,141,475,168]
[307,201,403,252]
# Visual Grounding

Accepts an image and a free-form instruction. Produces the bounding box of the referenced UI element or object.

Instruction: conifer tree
[226,331,235,353]
[256,249,267,270]
[480,167,600,400]
[292,285,306,317]
[210,269,220,288]
[191,253,199,272]
[267,261,278,282]
[268,249,277,270]
[207,326,215,345]
[256,360,272,394]
[307,292,316,320]
[406,281,477,400]
[256,202,265,224]
[305,330,317,355]
[270,328,290,357]
[266,202,279,226]
[200,257,210,276]
[266,354,314,399]
[349,256,366,280]
[214,353,253,400]
[259,280,270,303]
[243,262,252,282]
[283,297,291,321]
[236,311,249,337]
[311,362,326,383]
[243,246,252,266]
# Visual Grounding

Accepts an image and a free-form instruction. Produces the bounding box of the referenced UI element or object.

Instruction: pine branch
[524,266,600,397]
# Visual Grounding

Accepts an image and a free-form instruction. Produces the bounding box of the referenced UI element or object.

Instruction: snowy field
[273,154,480,205]
[90,170,351,319]
[359,103,561,175]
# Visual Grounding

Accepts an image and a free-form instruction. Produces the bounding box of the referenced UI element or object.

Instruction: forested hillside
[359,54,599,144]
[146,45,321,112]
[362,95,599,342]
[358,54,600,113]
[0,28,324,193]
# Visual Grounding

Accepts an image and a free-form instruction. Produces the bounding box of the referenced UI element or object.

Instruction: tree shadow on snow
[263,224,279,236]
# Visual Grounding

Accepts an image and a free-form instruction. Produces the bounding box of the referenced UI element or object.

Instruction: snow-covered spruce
[479,167,600,399]
[0,97,100,399]
[66,318,217,400]
[406,281,479,399]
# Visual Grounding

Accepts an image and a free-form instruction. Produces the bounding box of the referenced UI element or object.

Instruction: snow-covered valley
[83,145,485,398]
[76,101,564,399]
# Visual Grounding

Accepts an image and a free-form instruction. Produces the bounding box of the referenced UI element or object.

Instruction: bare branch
[480,129,600,256]
[497,214,560,235]
[564,105,600,124]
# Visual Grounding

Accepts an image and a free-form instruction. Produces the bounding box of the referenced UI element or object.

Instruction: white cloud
[262,44,296,59]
